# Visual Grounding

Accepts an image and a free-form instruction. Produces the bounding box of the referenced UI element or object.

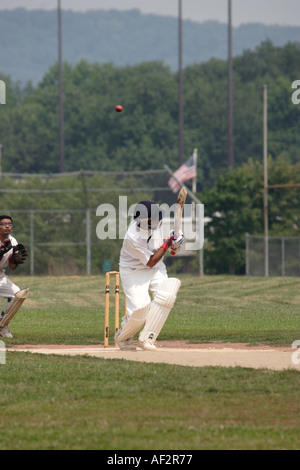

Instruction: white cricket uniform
[119,221,168,315]
[0,235,20,299]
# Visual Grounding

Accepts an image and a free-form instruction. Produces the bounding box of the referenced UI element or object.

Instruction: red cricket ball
[115,105,123,112]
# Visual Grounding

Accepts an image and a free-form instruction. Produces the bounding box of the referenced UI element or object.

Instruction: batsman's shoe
[138,339,157,351]
[0,326,13,338]
[114,331,137,351]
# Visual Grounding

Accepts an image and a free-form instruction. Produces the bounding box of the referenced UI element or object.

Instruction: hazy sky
[0,0,300,27]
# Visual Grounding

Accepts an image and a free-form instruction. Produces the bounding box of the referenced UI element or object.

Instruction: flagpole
[191,148,197,219]
[192,148,197,194]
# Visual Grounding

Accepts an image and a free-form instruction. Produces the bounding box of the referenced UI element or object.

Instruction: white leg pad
[0,288,29,327]
[115,304,151,343]
[139,278,181,344]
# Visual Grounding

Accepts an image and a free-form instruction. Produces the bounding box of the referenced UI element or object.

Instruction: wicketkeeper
[114,201,184,351]
[0,215,29,338]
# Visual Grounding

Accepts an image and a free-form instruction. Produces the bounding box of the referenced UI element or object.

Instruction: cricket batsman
[114,200,184,351]
[0,215,29,338]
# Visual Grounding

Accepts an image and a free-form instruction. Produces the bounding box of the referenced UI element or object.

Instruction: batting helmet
[134,201,165,230]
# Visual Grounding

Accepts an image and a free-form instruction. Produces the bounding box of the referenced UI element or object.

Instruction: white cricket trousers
[120,264,168,316]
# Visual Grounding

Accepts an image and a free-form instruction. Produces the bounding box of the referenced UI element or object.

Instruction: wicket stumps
[104,271,125,347]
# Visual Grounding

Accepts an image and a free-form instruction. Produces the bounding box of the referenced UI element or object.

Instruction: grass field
[0,274,299,450]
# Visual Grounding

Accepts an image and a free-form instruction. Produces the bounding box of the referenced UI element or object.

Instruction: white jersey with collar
[0,235,18,276]
[119,221,164,269]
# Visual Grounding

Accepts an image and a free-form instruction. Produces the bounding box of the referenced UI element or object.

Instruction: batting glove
[170,230,184,253]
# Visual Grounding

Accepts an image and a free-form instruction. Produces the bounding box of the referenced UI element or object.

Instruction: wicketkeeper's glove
[11,244,29,265]
[0,239,12,259]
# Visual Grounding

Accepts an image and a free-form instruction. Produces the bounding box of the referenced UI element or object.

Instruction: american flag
[168,154,197,193]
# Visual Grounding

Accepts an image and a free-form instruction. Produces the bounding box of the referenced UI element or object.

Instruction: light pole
[0,144,2,179]
[178,0,184,166]
[263,84,269,277]
[58,0,65,173]
[228,0,234,169]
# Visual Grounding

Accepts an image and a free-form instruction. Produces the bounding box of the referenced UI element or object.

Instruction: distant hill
[1,8,300,84]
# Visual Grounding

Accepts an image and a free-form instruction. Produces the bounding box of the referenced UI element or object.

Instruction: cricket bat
[171,186,187,255]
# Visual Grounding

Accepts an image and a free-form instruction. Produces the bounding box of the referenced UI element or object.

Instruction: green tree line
[0,40,300,189]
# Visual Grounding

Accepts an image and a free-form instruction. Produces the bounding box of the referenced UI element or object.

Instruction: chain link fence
[3,209,98,276]
[246,233,300,276]
[0,170,165,276]
[1,170,203,276]
[5,208,203,276]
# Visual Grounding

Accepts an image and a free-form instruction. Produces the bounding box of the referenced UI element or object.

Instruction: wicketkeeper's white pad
[138,278,181,344]
[0,287,29,328]
[115,303,151,343]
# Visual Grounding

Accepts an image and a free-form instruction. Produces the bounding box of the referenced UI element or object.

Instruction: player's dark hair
[0,215,13,223]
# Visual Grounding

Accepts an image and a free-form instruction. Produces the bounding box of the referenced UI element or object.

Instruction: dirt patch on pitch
[10,341,300,371]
